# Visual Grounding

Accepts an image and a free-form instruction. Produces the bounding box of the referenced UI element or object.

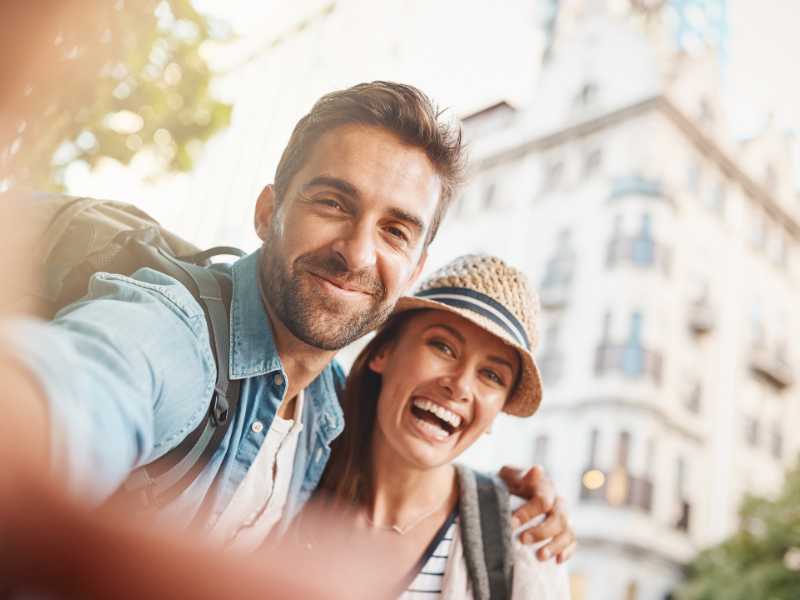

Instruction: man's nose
[331,220,377,272]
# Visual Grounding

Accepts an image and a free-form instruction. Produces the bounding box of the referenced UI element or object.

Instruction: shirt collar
[229,249,283,380]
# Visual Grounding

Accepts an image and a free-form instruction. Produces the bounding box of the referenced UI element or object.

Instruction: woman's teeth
[412,398,463,431]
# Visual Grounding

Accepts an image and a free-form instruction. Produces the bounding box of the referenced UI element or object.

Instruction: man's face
[256,124,441,350]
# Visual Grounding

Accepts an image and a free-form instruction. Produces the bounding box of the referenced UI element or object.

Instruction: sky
[63,0,800,249]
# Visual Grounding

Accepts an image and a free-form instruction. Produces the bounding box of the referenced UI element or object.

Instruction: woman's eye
[430,340,455,357]
[482,369,505,386]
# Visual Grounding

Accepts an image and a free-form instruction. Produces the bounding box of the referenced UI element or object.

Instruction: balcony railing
[579,466,653,513]
[750,344,794,389]
[594,342,663,385]
[606,236,671,274]
[609,175,665,200]
[688,302,715,334]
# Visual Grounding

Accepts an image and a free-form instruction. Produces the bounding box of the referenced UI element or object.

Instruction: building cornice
[469,95,800,238]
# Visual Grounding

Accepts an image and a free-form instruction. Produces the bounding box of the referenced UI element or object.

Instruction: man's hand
[499,465,576,563]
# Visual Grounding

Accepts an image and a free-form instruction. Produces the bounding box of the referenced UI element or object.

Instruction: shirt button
[274,373,285,387]
[251,421,264,434]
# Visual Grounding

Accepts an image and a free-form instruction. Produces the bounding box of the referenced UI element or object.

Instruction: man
[1,82,574,559]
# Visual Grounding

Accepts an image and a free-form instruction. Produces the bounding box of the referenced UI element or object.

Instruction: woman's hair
[318,310,419,504]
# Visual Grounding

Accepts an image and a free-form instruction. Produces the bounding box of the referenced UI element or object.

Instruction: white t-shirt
[210,391,305,552]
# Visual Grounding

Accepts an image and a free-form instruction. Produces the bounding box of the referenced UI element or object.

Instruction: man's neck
[261,299,336,415]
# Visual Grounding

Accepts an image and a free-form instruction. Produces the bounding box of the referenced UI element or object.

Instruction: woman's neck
[366,434,457,529]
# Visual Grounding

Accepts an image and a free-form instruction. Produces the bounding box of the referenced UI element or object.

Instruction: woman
[314,254,570,599]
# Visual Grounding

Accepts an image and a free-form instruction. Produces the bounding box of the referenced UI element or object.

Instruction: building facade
[439,2,800,598]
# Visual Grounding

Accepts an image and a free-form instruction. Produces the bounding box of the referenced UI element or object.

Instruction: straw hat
[393,254,542,417]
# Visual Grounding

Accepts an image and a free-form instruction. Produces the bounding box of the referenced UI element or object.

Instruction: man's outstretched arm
[500,465,577,563]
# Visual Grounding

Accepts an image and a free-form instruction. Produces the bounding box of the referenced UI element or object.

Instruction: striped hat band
[416,286,531,350]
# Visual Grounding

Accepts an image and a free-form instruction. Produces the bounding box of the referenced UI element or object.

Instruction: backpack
[9,190,245,513]
[456,465,514,600]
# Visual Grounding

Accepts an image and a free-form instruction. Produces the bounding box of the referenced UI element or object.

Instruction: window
[588,429,600,465]
[583,148,603,175]
[771,426,783,460]
[541,160,564,193]
[534,434,549,466]
[708,182,726,213]
[601,310,612,341]
[617,431,631,468]
[687,162,702,193]
[622,312,645,375]
[686,381,702,414]
[745,416,760,447]
[482,182,497,210]
[541,229,575,291]
[676,457,686,500]
[632,213,655,266]
[575,82,597,106]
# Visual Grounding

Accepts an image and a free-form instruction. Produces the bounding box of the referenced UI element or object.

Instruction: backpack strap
[122,255,241,511]
[456,465,514,600]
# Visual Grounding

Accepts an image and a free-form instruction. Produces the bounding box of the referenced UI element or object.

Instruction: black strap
[122,255,241,510]
[178,246,247,264]
[474,472,511,600]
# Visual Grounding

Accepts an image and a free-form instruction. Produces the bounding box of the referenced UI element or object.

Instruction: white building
[442,2,800,599]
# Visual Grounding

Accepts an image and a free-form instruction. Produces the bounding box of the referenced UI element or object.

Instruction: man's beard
[260,239,394,351]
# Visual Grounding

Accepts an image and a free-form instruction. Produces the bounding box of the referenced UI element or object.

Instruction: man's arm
[0,270,216,502]
[500,465,577,563]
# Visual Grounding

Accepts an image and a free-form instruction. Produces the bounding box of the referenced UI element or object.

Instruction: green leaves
[677,459,800,600]
[4,0,232,191]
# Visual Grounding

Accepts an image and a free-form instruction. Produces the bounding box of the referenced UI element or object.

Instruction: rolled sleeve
[1,269,216,503]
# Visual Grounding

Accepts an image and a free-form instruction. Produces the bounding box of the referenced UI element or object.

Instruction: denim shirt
[4,250,345,527]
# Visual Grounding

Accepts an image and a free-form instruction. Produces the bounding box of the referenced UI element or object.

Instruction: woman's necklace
[366,495,452,535]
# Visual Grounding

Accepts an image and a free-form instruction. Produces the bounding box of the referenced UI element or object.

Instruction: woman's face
[369,309,521,470]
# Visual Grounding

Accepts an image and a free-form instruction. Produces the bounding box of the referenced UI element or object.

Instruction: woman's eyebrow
[425,323,465,343]
[487,355,515,372]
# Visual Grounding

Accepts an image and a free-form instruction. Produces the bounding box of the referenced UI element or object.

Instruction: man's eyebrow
[387,207,425,234]
[301,176,359,197]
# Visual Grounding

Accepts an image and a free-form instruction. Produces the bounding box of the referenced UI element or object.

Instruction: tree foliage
[2,0,232,191]
[677,459,800,600]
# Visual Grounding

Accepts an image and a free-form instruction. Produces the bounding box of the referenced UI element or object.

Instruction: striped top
[401,514,459,599]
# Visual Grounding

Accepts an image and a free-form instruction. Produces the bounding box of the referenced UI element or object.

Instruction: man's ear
[254,184,277,241]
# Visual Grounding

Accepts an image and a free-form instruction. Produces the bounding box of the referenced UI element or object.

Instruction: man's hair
[273,81,465,246]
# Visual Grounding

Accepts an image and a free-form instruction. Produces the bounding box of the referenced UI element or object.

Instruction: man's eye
[386,226,410,244]
[316,198,344,211]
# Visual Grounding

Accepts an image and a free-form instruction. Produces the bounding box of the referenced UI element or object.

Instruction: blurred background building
[445,2,800,599]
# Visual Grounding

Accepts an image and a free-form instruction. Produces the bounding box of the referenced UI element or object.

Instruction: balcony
[606,236,671,275]
[580,466,653,513]
[609,175,666,200]
[749,344,794,389]
[595,342,663,385]
[688,302,715,334]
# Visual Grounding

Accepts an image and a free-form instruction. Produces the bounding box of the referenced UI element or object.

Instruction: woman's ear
[368,345,392,374]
